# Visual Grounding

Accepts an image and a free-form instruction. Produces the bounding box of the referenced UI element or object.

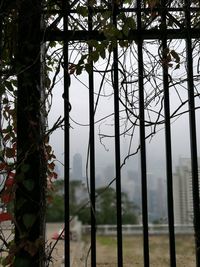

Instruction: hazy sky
[48,41,200,182]
[49,81,199,182]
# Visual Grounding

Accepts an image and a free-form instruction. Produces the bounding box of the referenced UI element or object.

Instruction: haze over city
[49,74,200,180]
[47,71,200,225]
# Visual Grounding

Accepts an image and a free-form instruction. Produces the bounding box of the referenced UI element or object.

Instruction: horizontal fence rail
[82,224,195,235]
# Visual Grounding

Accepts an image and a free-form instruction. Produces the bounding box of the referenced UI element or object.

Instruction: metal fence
[82,224,195,235]
[45,1,200,266]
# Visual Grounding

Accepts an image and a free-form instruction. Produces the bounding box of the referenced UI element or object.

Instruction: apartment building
[173,158,200,225]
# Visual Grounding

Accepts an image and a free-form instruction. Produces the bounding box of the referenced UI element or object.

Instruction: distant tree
[46,180,64,222]
[78,205,91,224]
[47,180,88,222]
[121,192,139,224]
[46,194,64,222]
[96,187,117,224]
[47,181,138,224]
[96,187,138,224]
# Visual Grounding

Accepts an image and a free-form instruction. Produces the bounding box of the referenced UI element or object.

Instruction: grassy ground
[46,225,197,266]
[92,235,196,267]
[0,223,196,267]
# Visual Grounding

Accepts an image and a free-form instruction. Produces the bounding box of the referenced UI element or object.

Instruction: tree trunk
[15,0,46,266]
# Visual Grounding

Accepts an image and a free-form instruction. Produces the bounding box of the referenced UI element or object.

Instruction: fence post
[15,1,46,266]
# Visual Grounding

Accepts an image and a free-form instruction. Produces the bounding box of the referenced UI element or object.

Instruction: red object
[8,172,15,179]
[5,172,15,187]
[5,177,14,187]
[0,212,12,222]
[52,229,65,240]
[52,232,60,240]
[1,194,12,204]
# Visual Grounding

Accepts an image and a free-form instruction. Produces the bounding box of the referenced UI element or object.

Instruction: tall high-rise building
[127,170,141,208]
[173,158,200,225]
[72,153,82,180]
[156,178,167,220]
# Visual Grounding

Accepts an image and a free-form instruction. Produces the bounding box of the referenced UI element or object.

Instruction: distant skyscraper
[173,158,200,225]
[156,178,167,220]
[72,153,82,180]
[127,170,141,208]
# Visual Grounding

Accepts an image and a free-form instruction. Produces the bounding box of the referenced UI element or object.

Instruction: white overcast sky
[48,40,200,181]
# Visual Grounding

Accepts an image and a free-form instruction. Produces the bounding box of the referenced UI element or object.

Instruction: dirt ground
[0,223,196,267]
[47,224,196,267]
[46,223,85,267]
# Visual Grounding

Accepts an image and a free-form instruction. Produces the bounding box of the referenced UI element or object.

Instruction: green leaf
[5,147,15,158]
[122,24,129,37]
[23,213,36,229]
[80,54,88,62]
[123,0,132,4]
[77,6,88,17]
[125,17,136,29]
[49,41,57,48]
[21,164,30,173]
[85,64,93,73]
[45,76,51,89]
[119,40,129,48]
[103,24,118,39]
[88,0,97,6]
[4,81,14,92]
[14,258,31,267]
[16,172,25,182]
[102,11,112,20]
[88,50,99,63]
[163,47,170,57]
[11,79,17,87]
[23,180,35,191]
[174,63,180,70]
[0,84,6,96]
[100,49,106,59]
[102,40,109,47]
[170,50,180,63]
[167,54,172,62]
[92,50,99,63]
[2,98,8,104]
[87,39,98,47]
[118,13,126,21]
[76,65,84,75]
[16,198,26,211]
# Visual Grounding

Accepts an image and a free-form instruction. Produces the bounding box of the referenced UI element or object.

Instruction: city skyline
[55,152,200,224]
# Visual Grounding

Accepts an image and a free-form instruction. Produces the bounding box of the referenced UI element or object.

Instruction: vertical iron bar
[112,2,123,266]
[63,1,70,266]
[88,4,96,266]
[136,1,150,267]
[161,1,176,266]
[0,15,2,133]
[184,1,200,266]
